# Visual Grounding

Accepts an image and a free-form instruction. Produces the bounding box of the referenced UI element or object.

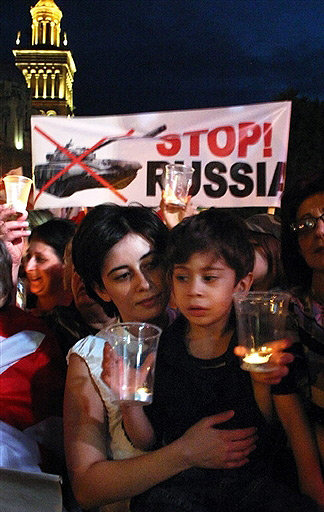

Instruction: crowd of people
[1,172,324,512]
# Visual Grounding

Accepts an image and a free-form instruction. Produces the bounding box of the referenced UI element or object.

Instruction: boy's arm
[274,393,324,507]
[121,404,156,451]
[239,339,295,421]
[251,380,273,422]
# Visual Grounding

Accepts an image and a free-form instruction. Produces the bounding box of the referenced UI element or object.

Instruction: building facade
[13,0,76,116]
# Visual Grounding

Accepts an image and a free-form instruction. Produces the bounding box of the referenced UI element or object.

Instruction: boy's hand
[178,410,258,469]
[234,339,295,385]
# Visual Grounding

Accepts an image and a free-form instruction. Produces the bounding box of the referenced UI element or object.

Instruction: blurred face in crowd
[63,240,73,292]
[71,268,93,309]
[297,192,324,273]
[252,248,269,291]
[63,240,108,319]
[95,233,168,323]
[25,239,64,298]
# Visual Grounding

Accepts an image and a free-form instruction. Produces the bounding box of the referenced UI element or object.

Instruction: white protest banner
[31,101,291,209]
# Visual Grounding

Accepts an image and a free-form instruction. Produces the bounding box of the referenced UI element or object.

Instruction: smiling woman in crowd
[25,218,76,316]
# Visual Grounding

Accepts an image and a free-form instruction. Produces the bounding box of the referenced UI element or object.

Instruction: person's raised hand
[234,339,295,385]
[159,196,197,229]
[176,410,257,470]
[0,205,30,268]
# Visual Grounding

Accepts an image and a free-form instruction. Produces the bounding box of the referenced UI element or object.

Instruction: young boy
[121,208,324,512]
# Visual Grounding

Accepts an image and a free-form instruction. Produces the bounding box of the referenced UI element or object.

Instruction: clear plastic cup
[233,291,291,372]
[105,322,162,405]
[162,164,194,209]
[3,175,32,214]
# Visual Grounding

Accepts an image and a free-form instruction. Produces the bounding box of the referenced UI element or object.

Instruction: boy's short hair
[166,208,254,283]
[0,240,13,307]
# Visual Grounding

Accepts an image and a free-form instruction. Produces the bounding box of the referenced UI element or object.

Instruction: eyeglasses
[291,214,324,235]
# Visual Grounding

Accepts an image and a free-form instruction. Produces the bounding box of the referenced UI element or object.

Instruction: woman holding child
[63,203,323,512]
[0,202,319,510]
[64,204,260,512]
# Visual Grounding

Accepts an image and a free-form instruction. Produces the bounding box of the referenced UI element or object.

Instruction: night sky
[2,0,324,117]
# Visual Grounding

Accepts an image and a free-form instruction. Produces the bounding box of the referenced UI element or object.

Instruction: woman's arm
[274,393,324,507]
[64,354,258,509]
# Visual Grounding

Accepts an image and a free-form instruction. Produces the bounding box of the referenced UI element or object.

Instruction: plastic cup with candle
[233,291,290,372]
[3,175,32,216]
[103,322,162,405]
[162,164,194,209]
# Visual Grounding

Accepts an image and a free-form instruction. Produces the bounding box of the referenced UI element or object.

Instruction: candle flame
[243,347,272,364]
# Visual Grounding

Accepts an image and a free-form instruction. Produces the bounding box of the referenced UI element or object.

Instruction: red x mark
[34,126,135,204]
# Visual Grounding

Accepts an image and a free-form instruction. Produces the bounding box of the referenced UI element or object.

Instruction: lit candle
[134,387,151,402]
[243,347,272,364]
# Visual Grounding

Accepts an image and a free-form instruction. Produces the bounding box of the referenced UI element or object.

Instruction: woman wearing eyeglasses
[281,174,324,464]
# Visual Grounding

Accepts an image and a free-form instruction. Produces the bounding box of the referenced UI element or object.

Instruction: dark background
[1,0,324,116]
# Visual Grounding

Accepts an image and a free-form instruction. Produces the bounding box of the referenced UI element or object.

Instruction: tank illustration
[34,141,142,198]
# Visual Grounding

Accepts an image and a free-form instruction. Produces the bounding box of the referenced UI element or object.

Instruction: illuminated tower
[13,0,76,116]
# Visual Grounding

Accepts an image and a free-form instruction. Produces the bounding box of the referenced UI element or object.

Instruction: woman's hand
[176,410,258,469]
[234,339,295,385]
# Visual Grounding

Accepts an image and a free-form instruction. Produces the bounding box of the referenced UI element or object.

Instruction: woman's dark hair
[0,240,13,307]
[29,218,76,261]
[72,203,169,317]
[166,207,254,283]
[281,174,324,289]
